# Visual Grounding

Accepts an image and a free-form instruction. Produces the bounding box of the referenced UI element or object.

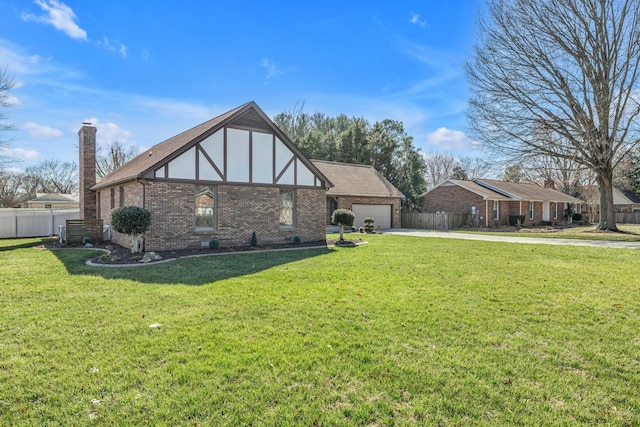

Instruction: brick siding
[98,181,326,251]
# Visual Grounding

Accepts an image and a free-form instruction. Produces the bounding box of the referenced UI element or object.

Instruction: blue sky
[0,0,484,170]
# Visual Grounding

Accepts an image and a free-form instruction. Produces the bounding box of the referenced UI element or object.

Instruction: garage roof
[311,160,405,199]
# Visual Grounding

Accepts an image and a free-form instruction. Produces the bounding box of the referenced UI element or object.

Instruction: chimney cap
[82,121,92,126]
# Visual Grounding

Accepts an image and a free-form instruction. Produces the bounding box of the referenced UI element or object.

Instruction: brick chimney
[78,123,97,219]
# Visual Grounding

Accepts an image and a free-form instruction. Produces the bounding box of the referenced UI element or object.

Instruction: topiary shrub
[209,238,220,250]
[363,217,375,233]
[82,236,92,245]
[111,206,151,253]
[508,215,526,227]
[292,235,302,244]
[250,231,258,246]
[331,208,355,241]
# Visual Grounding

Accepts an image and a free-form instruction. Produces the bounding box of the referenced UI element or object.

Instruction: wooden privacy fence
[615,212,640,224]
[402,212,470,230]
[65,219,104,244]
[0,208,79,239]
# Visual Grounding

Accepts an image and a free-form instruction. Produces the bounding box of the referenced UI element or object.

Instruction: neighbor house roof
[92,101,331,191]
[311,160,404,199]
[477,179,584,203]
[25,193,79,203]
[421,179,512,201]
[581,185,640,205]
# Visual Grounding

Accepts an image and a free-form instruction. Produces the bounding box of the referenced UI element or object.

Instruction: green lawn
[458,224,640,241]
[1,235,639,425]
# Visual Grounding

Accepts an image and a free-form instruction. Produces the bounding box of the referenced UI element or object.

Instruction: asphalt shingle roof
[311,160,404,198]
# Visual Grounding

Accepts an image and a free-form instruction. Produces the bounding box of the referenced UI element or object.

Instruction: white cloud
[425,128,480,151]
[261,58,283,79]
[83,118,132,145]
[98,36,128,58]
[6,95,22,108]
[23,121,63,138]
[0,146,40,161]
[21,0,87,41]
[410,13,426,28]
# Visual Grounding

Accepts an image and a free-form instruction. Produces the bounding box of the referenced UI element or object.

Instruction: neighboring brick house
[580,185,640,222]
[311,160,404,229]
[80,101,333,251]
[421,179,583,227]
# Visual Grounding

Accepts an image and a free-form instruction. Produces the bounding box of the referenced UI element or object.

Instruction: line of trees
[273,102,426,211]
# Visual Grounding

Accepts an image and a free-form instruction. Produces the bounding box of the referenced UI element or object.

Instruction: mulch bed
[39,238,347,265]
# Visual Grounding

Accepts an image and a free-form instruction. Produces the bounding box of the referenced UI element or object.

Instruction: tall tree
[0,170,25,207]
[96,140,140,178]
[0,67,16,169]
[467,0,640,230]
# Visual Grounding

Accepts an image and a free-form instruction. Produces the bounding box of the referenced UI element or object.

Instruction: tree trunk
[596,174,618,231]
[339,225,344,241]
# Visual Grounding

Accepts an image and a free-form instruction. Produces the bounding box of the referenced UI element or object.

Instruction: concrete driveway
[385,229,640,250]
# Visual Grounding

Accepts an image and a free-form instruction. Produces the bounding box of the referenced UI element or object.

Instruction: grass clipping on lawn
[0,235,639,425]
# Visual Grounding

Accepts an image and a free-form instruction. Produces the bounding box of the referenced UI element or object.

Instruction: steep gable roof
[311,160,404,199]
[92,101,331,190]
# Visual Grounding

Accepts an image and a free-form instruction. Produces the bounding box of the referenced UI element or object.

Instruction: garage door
[352,204,392,229]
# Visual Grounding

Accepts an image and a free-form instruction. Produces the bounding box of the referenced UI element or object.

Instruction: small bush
[209,239,220,250]
[292,235,302,244]
[508,215,526,226]
[364,217,375,233]
[251,231,258,246]
[82,236,92,244]
[572,213,583,221]
[359,227,364,233]
[111,206,151,235]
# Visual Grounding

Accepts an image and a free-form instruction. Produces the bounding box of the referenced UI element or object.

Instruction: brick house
[80,101,333,251]
[421,179,583,227]
[311,160,404,229]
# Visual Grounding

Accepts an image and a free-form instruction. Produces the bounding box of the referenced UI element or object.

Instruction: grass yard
[458,224,640,241]
[1,235,639,425]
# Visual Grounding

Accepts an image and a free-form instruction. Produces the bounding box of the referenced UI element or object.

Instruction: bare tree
[467,0,640,230]
[25,159,78,194]
[423,153,458,189]
[0,170,26,207]
[0,67,16,169]
[96,140,140,178]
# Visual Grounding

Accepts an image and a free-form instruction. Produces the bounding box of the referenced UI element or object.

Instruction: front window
[195,185,216,229]
[529,201,535,220]
[119,186,125,207]
[279,189,295,227]
[492,200,499,220]
[552,202,558,219]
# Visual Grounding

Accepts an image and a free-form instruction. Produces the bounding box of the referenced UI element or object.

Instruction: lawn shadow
[0,237,56,252]
[50,246,335,285]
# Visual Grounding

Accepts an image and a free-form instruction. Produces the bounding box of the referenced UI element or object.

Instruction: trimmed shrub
[209,239,220,250]
[508,215,526,226]
[572,213,583,221]
[331,209,355,240]
[292,235,302,244]
[250,231,258,246]
[82,236,92,244]
[111,206,151,253]
[364,217,375,233]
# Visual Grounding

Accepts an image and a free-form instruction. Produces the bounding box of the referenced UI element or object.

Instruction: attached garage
[311,160,405,229]
[352,204,392,229]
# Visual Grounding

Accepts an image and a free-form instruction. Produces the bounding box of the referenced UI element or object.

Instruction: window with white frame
[529,201,535,220]
[492,200,499,220]
[279,189,295,227]
[195,185,216,229]
[552,202,558,219]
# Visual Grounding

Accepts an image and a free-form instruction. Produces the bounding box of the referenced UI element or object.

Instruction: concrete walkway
[385,229,640,250]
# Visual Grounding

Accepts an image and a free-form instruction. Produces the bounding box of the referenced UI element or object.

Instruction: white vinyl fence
[0,208,80,239]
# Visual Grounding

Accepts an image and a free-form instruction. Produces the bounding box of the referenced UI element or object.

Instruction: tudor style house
[79,101,333,251]
[421,179,583,227]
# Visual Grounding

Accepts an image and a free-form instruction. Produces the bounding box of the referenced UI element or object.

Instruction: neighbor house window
[45,204,52,209]
[110,188,115,209]
[279,189,295,227]
[119,186,125,207]
[552,202,558,219]
[529,201,535,220]
[195,185,216,229]
[492,200,499,220]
